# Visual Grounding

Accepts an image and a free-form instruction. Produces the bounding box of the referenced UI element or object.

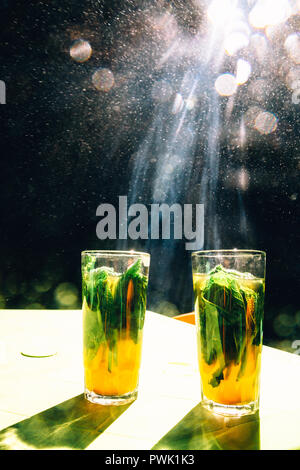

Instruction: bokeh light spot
[208,0,242,26]
[92,68,115,92]
[244,106,264,128]
[273,313,296,338]
[24,302,45,309]
[70,39,92,63]
[215,73,237,96]
[32,278,52,293]
[249,0,292,29]
[54,283,79,308]
[286,66,300,89]
[237,168,250,191]
[171,93,184,114]
[165,163,175,174]
[254,111,278,134]
[236,59,252,85]
[250,33,268,63]
[185,96,197,110]
[285,33,300,64]
[224,32,249,56]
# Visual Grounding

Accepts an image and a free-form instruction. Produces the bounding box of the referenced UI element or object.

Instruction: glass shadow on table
[153,403,260,450]
[0,394,131,450]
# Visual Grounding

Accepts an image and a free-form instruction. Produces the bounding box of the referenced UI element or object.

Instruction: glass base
[201,396,259,417]
[84,388,138,405]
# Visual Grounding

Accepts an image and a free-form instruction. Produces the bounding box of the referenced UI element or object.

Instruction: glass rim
[192,249,266,258]
[81,249,150,258]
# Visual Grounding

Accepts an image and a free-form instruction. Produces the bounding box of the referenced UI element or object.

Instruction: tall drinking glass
[192,250,266,416]
[82,250,150,405]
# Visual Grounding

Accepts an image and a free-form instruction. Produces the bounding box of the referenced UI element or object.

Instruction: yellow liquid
[193,273,264,405]
[83,274,143,397]
[83,327,142,396]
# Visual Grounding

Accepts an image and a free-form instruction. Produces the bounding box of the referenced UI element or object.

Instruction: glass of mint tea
[82,250,150,405]
[192,250,266,416]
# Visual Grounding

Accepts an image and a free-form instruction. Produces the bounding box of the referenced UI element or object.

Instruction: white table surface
[0,309,300,450]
